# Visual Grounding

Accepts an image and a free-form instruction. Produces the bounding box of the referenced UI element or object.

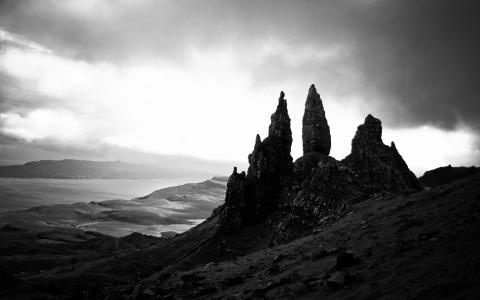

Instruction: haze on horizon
[0,0,479,176]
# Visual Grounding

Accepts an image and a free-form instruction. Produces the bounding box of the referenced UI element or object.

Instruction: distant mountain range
[0,159,205,179]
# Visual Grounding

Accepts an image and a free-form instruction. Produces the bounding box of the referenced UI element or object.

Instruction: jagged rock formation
[342,114,421,192]
[218,167,247,232]
[246,92,293,218]
[220,86,420,235]
[302,84,331,156]
[294,85,332,184]
[220,92,293,232]
[293,158,362,219]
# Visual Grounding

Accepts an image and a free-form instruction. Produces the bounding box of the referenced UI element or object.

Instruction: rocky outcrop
[302,84,331,156]
[220,88,420,235]
[293,158,362,219]
[245,92,293,222]
[220,92,294,232]
[342,114,421,192]
[218,167,247,232]
[294,85,332,184]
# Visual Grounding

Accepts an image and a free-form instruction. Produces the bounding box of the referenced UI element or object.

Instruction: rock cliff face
[246,92,293,221]
[342,114,421,192]
[294,85,332,184]
[220,92,293,232]
[220,85,420,234]
[218,167,247,232]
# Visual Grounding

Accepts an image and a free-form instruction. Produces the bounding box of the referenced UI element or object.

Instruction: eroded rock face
[293,159,361,219]
[295,85,332,185]
[219,167,247,232]
[220,89,420,235]
[220,92,294,232]
[342,114,421,192]
[246,92,294,221]
[302,84,331,156]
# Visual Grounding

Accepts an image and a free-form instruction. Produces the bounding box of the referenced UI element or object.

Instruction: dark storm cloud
[352,0,480,130]
[0,0,479,135]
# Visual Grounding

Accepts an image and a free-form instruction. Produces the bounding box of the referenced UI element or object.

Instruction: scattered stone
[222,275,244,286]
[273,254,285,262]
[335,248,356,269]
[311,246,329,261]
[327,271,348,289]
[204,262,216,269]
[143,288,154,296]
[267,262,281,274]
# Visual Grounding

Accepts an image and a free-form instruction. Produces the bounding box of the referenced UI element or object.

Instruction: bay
[0,177,203,212]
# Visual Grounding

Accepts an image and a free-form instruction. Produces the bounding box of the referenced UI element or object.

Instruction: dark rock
[267,262,281,274]
[274,254,286,262]
[335,248,356,269]
[222,275,244,286]
[220,91,294,232]
[0,224,25,232]
[302,84,331,155]
[246,91,294,220]
[293,152,332,186]
[219,167,247,232]
[311,246,329,261]
[327,271,348,289]
[293,159,362,220]
[342,114,421,193]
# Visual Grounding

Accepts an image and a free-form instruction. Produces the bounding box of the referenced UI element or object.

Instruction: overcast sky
[0,0,479,175]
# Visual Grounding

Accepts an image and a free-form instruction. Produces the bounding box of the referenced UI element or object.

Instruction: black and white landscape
[1,1,479,299]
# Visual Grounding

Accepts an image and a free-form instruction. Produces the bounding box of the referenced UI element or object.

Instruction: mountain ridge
[0,159,207,179]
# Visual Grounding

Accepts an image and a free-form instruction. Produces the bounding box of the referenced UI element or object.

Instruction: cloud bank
[0,0,479,175]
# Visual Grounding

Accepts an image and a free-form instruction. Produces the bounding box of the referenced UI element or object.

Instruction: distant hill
[0,159,202,179]
[419,165,479,187]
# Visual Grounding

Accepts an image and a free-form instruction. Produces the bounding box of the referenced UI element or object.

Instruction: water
[0,177,203,212]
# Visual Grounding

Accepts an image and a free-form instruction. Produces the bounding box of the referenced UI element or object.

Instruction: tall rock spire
[219,91,294,232]
[268,91,293,149]
[302,84,331,155]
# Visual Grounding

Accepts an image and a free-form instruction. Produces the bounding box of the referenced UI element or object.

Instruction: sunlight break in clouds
[0,109,84,142]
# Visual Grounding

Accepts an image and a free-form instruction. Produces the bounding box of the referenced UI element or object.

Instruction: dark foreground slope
[132,172,480,299]
[1,171,479,299]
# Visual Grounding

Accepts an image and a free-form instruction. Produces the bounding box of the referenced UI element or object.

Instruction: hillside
[0,170,478,299]
[419,165,479,188]
[0,159,202,179]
